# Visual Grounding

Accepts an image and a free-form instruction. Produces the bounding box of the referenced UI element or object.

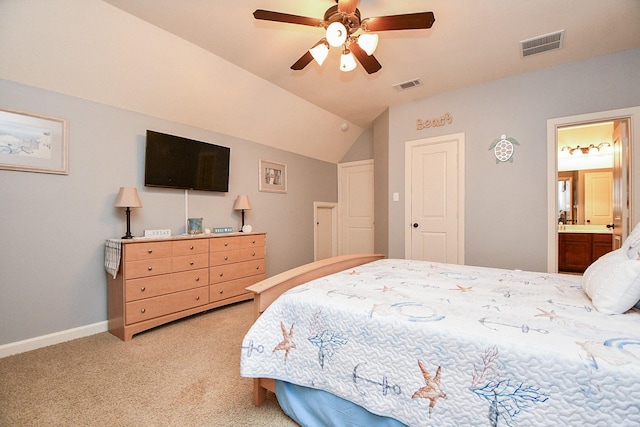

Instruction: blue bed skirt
[275,380,408,427]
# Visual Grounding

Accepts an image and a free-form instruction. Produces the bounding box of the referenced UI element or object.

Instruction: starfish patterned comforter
[240,259,640,426]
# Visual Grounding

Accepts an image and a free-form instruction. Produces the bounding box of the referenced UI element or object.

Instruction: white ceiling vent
[393,78,423,92]
[520,30,564,57]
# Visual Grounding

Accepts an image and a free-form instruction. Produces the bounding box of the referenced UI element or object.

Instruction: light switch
[393,192,399,202]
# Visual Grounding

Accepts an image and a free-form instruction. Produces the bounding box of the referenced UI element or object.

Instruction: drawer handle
[252,252,256,257]
[190,245,194,250]
[219,290,224,294]
[140,287,146,292]
[147,249,153,254]
[195,277,200,282]
[219,272,224,277]
[147,266,153,271]
[190,261,195,265]
[196,296,200,301]
[224,242,229,247]
[224,256,228,260]
[256,266,260,270]
[141,308,146,313]
[252,240,256,244]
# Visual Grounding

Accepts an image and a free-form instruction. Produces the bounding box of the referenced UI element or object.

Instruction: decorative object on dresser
[187,217,203,234]
[106,232,266,341]
[234,194,252,232]
[113,187,142,239]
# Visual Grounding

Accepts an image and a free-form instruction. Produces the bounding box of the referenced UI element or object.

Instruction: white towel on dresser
[104,239,122,278]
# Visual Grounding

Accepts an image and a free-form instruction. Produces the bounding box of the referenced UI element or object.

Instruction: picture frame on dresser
[259,159,287,193]
[0,107,69,175]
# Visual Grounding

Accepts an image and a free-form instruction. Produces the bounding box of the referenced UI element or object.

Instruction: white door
[338,160,374,255]
[612,119,630,249]
[405,134,464,263]
[584,171,613,225]
[314,202,338,261]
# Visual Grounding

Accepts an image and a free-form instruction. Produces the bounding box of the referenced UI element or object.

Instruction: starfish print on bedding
[534,308,560,321]
[273,322,296,360]
[451,284,473,292]
[412,360,447,417]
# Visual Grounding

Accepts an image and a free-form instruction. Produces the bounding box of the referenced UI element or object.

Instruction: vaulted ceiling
[103,0,640,131]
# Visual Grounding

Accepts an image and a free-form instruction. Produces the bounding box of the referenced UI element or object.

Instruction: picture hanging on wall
[0,107,69,175]
[259,159,287,193]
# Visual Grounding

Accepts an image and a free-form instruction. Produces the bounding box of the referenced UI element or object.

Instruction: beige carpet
[0,301,298,426]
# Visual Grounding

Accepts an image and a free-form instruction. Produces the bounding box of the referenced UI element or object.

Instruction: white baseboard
[0,321,109,359]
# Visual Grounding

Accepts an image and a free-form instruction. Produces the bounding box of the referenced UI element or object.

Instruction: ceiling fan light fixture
[326,22,347,47]
[340,49,357,72]
[309,40,330,66]
[357,33,378,55]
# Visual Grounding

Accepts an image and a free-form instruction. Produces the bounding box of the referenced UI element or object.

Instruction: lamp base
[122,207,134,239]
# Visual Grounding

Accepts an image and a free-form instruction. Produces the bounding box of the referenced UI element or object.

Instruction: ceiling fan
[253,0,435,74]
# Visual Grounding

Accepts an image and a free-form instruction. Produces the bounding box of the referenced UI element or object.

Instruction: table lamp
[233,195,252,232]
[114,187,142,239]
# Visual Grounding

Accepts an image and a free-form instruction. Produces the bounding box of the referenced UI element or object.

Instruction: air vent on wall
[393,78,423,91]
[520,30,564,57]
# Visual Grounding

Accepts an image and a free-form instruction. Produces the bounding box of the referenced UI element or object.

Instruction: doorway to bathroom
[547,107,638,272]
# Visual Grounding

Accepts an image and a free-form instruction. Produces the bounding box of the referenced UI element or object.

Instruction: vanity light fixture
[114,187,142,239]
[561,142,611,156]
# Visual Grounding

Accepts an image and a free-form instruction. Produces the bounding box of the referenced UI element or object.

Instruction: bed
[240,233,640,426]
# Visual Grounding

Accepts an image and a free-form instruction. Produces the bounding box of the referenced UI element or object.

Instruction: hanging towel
[104,239,122,278]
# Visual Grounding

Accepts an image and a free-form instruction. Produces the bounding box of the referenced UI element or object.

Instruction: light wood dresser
[107,232,265,341]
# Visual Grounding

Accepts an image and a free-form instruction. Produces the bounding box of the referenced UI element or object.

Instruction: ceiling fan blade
[253,9,323,27]
[349,42,382,74]
[337,0,359,14]
[361,11,435,31]
[291,51,314,71]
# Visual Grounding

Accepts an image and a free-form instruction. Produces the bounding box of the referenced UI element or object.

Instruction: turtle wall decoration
[489,134,520,163]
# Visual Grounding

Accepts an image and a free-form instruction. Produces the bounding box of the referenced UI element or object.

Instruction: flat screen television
[144,130,230,192]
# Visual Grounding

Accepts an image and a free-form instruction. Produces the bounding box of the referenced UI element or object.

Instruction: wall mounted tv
[144,130,230,192]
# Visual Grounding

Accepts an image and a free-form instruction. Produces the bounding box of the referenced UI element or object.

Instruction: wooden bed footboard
[245,253,385,406]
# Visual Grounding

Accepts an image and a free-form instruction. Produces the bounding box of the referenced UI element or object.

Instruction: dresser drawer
[125,258,173,279]
[210,236,242,252]
[172,253,209,272]
[238,234,265,248]
[172,239,209,256]
[210,259,265,284]
[210,274,264,303]
[210,246,265,266]
[125,241,172,261]
[125,268,208,302]
[126,286,208,324]
[210,248,242,266]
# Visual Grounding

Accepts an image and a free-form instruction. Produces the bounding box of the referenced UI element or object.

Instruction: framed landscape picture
[0,107,69,175]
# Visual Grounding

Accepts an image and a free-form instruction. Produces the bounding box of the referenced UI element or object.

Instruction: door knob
[606,223,615,229]
[412,223,419,228]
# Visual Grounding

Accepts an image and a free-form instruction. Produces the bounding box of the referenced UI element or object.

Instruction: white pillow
[623,222,640,260]
[582,248,640,314]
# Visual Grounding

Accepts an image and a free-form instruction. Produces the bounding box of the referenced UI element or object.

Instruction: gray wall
[385,48,640,271]
[373,109,390,256]
[0,80,337,345]
[340,127,374,163]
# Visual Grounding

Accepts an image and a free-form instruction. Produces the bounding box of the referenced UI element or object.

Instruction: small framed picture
[259,159,287,193]
[0,107,69,175]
